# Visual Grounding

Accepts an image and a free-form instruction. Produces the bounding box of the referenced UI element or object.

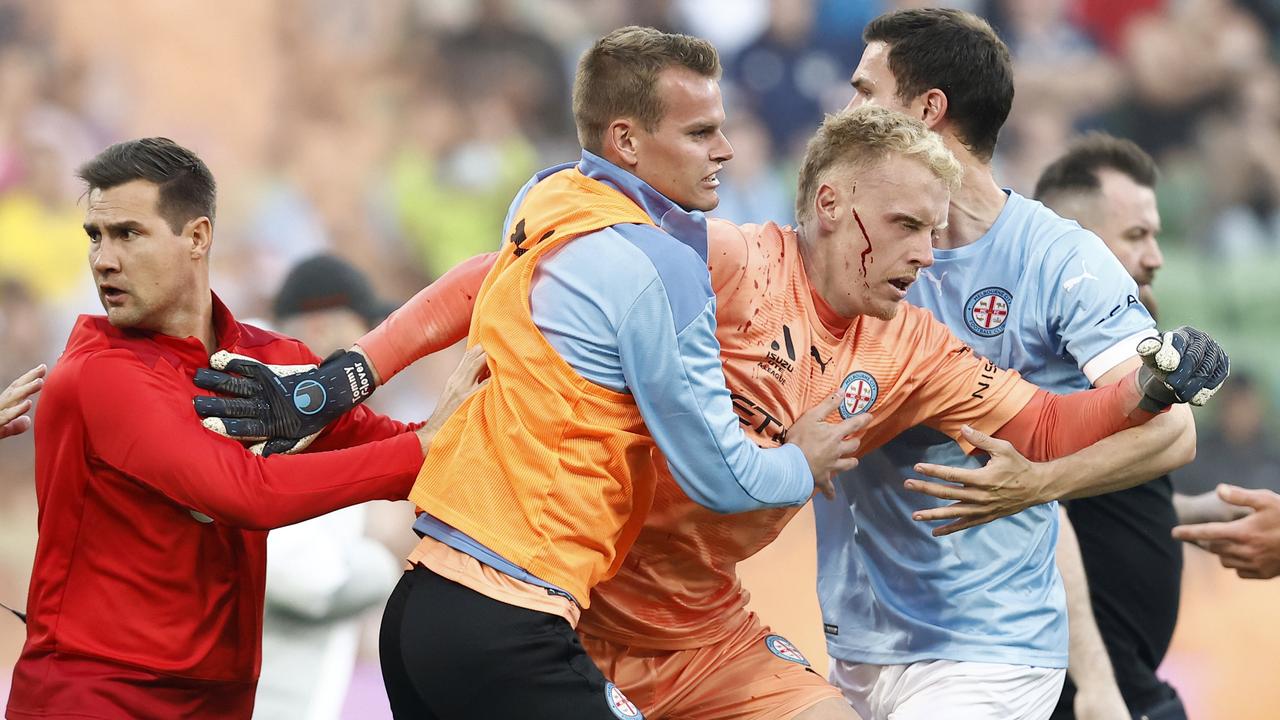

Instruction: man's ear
[814,181,843,234]
[603,118,640,168]
[918,88,948,131]
[186,217,213,259]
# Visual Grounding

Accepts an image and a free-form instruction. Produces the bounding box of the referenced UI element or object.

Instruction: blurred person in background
[1196,66,1280,258]
[985,0,1124,193]
[1120,0,1269,159]
[987,0,1123,113]
[674,0,771,59]
[0,279,52,403]
[252,255,404,720]
[6,137,485,720]
[0,127,100,307]
[439,0,573,147]
[729,0,848,155]
[0,9,104,315]
[229,0,411,311]
[385,43,539,279]
[710,109,795,224]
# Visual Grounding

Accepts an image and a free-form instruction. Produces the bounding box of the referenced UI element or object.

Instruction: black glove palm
[193,349,376,455]
[1135,325,1229,412]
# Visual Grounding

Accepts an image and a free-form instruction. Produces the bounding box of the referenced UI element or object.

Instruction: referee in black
[1036,134,1208,720]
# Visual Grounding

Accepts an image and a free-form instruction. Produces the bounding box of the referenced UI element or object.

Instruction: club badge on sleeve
[964,287,1012,337]
[764,634,811,666]
[605,682,643,719]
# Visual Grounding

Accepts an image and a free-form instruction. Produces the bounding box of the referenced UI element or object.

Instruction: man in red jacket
[6,137,485,719]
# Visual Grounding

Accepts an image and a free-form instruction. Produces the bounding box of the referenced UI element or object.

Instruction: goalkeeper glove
[1135,325,1230,413]
[193,349,376,456]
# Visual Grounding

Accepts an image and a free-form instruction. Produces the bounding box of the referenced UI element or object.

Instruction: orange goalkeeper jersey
[578,220,1038,650]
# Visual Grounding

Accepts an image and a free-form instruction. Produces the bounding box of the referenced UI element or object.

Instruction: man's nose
[1145,239,1164,271]
[712,131,734,163]
[90,241,120,274]
[912,232,935,268]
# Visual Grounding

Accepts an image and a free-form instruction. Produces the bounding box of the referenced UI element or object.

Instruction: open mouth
[100,284,127,303]
[888,276,914,292]
[701,169,720,187]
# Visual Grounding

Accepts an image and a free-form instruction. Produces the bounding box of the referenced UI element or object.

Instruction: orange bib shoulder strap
[483,169,655,285]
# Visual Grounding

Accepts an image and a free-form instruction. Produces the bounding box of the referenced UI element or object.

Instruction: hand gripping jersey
[407,167,662,607]
[816,191,1157,669]
[578,219,1037,650]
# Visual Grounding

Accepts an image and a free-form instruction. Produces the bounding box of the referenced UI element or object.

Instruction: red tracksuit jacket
[7,296,424,719]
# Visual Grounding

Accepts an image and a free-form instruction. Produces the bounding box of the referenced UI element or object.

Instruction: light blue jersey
[815,191,1156,668]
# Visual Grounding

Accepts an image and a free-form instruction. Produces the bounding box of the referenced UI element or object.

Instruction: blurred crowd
[0,0,1277,717]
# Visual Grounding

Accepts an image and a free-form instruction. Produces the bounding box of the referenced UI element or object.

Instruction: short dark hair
[864,8,1013,161]
[1034,132,1158,202]
[573,26,721,153]
[77,137,216,233]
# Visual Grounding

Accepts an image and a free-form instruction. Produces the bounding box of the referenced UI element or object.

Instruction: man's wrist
[320,349,377,406]
[1036,457,1070,504]
[351,344,381,386]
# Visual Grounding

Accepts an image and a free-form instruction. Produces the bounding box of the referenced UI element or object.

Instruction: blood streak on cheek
[852,205,874,279]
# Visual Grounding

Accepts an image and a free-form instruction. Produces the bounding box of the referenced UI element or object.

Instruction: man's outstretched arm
[907,326,1227,534]
[90,347,488,530]
[356,252,497,383]
[1010,355,1196,502]
[194,252,495,447]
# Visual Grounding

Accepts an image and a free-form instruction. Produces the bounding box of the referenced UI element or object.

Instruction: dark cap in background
[272,254,397,327]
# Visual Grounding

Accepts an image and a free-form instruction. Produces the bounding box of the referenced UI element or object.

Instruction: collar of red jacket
[88,292,243,370]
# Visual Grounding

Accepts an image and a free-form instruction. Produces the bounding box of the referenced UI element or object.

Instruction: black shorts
[379,564,644,719]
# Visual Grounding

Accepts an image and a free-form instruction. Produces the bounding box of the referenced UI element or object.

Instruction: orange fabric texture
[992,375,1152,462]
[580,220,1039,649]
[581,613,842,720]
[407,168,659,607]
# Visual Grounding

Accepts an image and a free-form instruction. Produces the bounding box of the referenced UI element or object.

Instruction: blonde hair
[573,26,721,153]
[795,106,962,223]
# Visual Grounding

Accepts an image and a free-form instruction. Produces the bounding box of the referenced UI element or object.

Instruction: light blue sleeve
[613,237,814,513]
[1041,229,1157,382]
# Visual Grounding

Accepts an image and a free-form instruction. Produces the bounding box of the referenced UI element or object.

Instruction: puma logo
[919,269,947,293]
[1063,260,1098,291]
[810,346,831,374]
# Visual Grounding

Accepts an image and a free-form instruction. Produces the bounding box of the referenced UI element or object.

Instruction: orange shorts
[580,613,843,720]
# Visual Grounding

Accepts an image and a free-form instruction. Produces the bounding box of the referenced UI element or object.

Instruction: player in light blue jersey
[815,9,1203,720]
